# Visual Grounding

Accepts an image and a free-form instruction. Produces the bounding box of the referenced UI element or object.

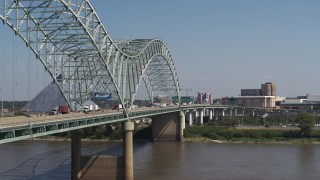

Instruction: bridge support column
[229,109,233,117]
[152,112,182,141]
[123,121,134,180]
[209,109,213,120]
[222,109,225,117]
[194,110,199,124]
[188,111,193,126]
[71,130,81,180]
[200,109,204,124]
[234,108,237,116]
[212,108,216,118]
[179,111,185,141]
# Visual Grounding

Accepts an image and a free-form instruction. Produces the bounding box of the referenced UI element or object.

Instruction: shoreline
[183,136,320,144]
[28,136,320,145]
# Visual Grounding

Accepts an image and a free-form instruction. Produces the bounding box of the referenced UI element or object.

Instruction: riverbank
[184,136,320,144]
[28,125,320,144]
[184,126,320,144]
[33,134,320,145]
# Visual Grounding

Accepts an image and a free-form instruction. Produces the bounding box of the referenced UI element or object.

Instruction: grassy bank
[184,126,320,144]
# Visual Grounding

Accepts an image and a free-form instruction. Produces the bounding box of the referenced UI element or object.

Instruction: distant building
[241,89,262,96]
[280,94,320,110]
[223,82,282,108]
[197,92,213,104]
[212,99,222,105]
[240,82,276,97]
[261,82,276,96]
[222,96,282,108]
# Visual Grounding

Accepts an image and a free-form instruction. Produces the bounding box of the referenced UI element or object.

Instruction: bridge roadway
[0,105,230,144]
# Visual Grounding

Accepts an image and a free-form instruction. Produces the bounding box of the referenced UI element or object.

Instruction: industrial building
[261,82,276,96]
[223,82,284,108]
[241,82,276,96]
[241,89,261,96]
[280,94,320,110]
[222,96,284,108]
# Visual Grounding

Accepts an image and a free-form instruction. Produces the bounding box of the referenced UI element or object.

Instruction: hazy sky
[1,0,320,100]
[89,0,320,98]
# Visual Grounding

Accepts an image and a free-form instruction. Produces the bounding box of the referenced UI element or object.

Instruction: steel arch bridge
[0,0,181,116]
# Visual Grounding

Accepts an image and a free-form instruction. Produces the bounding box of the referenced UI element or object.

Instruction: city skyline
[1,0,320,100]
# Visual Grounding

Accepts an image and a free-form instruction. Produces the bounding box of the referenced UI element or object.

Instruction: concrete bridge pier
[222,109,225,117]
[179,111,185,141]
[234,108,238,116]
[71,130,81,180]
[229,109,233,117]
[70,123,135,180]
[195,110,199,124]
[212,108,215,119]
[209,109,213,120]
[152,111,184,142]
[123,121,134,180]
[199,109,204,124]
[188,111,193,126]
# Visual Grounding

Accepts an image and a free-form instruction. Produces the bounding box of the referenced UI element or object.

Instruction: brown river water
[0,140,320,180]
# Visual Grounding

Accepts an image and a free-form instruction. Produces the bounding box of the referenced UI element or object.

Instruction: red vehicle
[58,105,69,114]
[114,104,123,111]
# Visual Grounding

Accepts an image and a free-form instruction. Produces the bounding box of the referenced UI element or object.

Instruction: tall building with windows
[197,92,213,104]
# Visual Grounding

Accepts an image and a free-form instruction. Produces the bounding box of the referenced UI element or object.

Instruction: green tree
[297,112,315,137]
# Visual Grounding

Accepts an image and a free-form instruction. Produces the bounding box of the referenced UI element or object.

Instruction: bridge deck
[0,105,232,144]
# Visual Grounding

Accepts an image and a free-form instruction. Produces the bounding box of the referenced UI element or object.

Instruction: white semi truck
[83,104,99,113]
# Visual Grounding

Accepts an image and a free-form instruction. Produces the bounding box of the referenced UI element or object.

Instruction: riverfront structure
[241,82,277,96]
[223,82,284,108]
[280,94,320,110]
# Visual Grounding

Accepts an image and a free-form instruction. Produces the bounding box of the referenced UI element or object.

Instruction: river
[0,140,320,180]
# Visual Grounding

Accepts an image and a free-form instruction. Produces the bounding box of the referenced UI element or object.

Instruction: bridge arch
[0,0,181,115]
[115,39,181,110]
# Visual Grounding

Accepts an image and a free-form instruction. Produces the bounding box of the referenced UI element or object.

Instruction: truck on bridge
[51,105,69,115]
[83,104,100,113]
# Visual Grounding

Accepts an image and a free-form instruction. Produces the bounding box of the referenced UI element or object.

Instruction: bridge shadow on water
[0,140,152,180]
[0,147,71,180]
